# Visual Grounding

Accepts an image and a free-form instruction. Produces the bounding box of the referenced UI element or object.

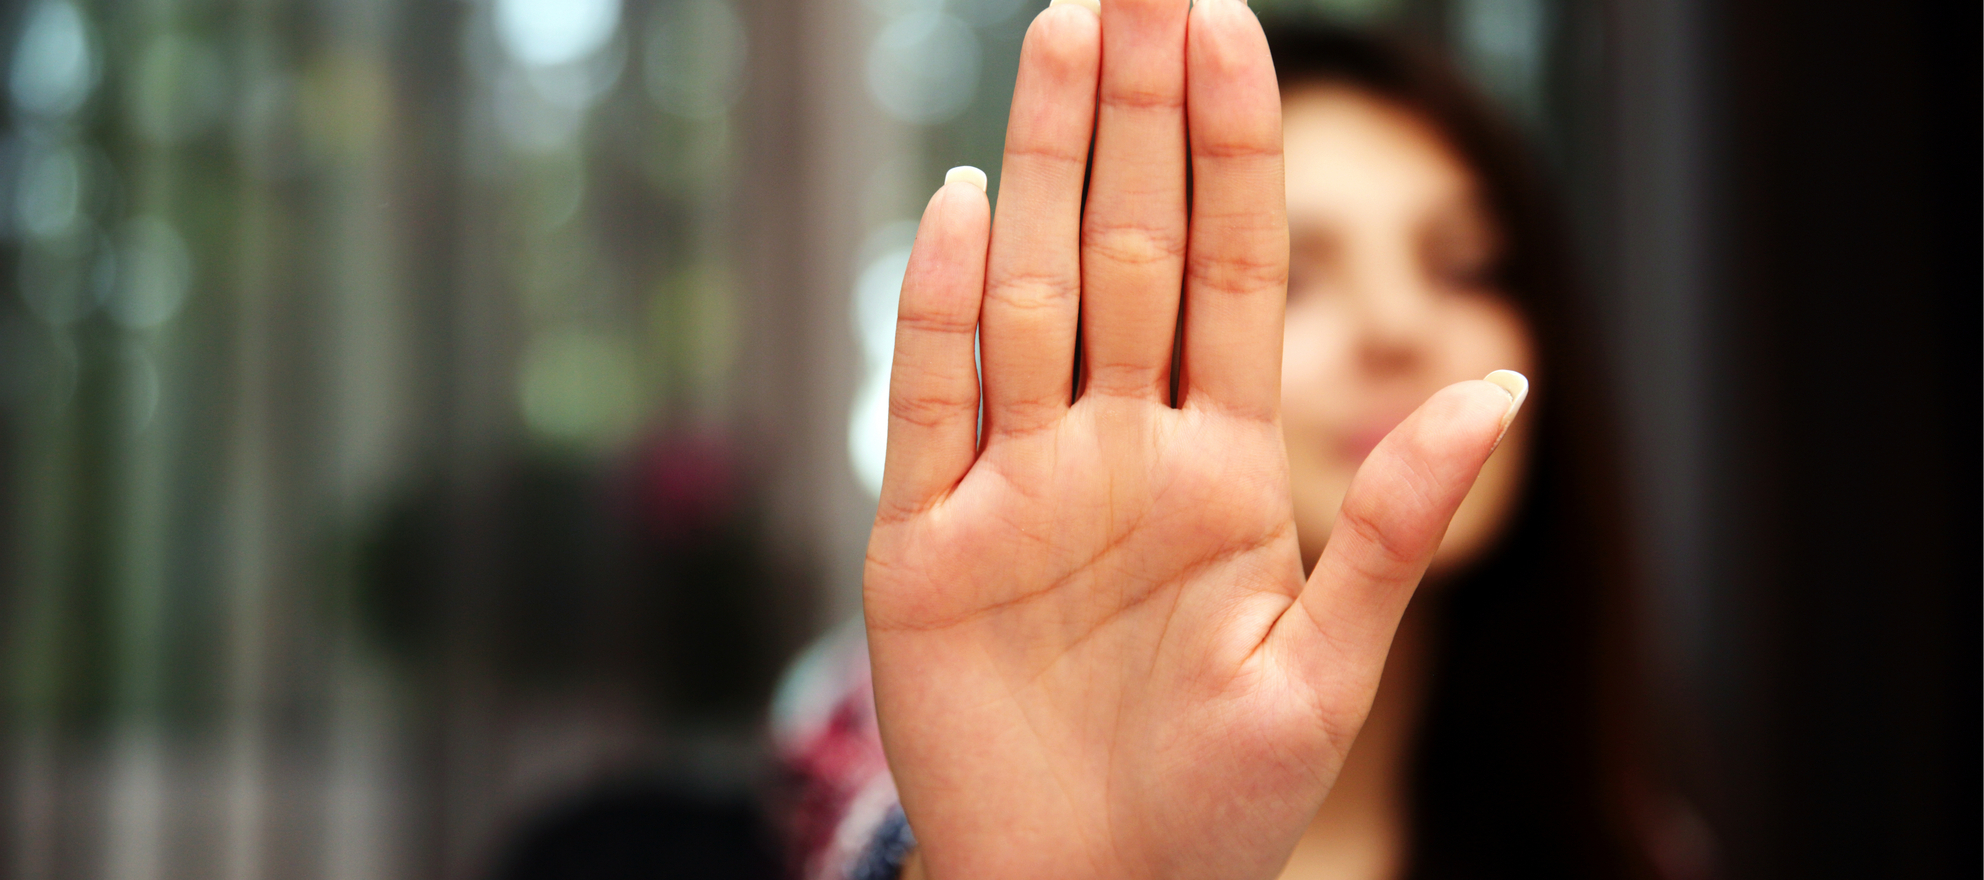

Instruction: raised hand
[863,0,1526,877]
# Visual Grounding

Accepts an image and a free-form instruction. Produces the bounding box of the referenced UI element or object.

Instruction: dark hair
[1264,25,1677,880]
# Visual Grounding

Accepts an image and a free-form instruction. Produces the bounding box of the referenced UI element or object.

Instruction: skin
[1274,86,1537,879]
[865,2,1529,878]
[1281,84,1537,582]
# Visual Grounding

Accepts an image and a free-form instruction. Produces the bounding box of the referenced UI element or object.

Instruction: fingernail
[944,165,987,193]
[1049,0,1100,14]
[1483,370,1529,432]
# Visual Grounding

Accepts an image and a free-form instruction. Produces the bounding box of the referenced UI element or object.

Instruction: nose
[1345,246,1435,375]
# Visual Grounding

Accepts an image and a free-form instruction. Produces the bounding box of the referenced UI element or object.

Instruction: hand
[863,1,1526,877]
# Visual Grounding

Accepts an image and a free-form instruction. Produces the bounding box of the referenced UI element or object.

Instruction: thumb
[1265,371,1528,745]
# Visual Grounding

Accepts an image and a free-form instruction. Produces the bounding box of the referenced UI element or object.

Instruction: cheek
[1278,299,1355,406]
[1279,299,1360,564]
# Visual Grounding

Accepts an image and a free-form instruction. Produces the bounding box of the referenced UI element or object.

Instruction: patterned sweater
[769,622,1716,880]
[771,621,911,880]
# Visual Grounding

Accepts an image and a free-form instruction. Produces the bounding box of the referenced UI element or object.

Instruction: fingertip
[1048,0,1099,15]
[1482,369,1529,431]
[944,165,989,193]
[1184,0,1278,147]
[1443,378,1522,423]
[1395,380,1520,464]
[1026,0,1103,75]
[1034,0,1102,36]
[909,173,992,293]
[922,170,990,230]
[1188,0,1267,51]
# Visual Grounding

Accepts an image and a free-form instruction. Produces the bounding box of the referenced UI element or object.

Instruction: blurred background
[0,0,1972,878]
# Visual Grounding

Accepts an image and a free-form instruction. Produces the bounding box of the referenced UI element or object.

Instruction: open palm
[863,1,1524,877]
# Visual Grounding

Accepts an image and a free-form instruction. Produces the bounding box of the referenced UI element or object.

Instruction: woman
[778,5,1703,879]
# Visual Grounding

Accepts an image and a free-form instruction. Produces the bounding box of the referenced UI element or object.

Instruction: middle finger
[1080,0,1190,402]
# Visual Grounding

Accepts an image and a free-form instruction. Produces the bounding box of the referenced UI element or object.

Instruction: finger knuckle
[1191,136,1280,162]
[1334,501,1421,572]
[987,266,1080,310]
[1185,246,1286,297]
[985,400,1063,438]
[1003,140,1089,176]
[1101,83,1185,113]
[1185,393,1278,426]
[1083,221,1187,268]
[896,308,977,338]
[889,387,975,429]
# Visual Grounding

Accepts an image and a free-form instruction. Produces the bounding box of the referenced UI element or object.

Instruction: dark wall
[1696,1,1980,876]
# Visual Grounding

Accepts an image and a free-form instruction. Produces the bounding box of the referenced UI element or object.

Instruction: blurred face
[1280,84,1537,577]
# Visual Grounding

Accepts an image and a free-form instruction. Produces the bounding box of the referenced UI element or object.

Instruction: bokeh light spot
[846,223,916,497]
[865,12,979,125]
[496,0,622,68]
[519,328,645,448]
[9,0,95,118]
[14,142,83,240]
[106,216,193,329]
